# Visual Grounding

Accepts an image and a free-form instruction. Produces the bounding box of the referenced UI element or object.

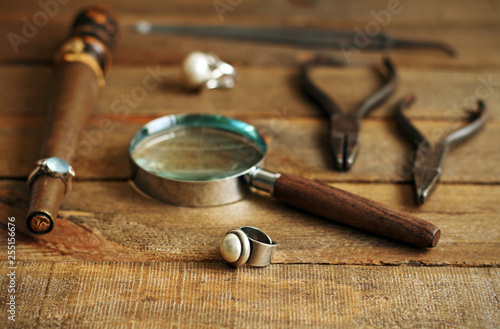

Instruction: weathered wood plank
[2,0,499,27]
[0,115,498,183]
[0,1,498,328]
[0,262,498,328]
[2,65,499,120]
[2,22,499,68]
[1,0,500,68]
[1,181,499,265]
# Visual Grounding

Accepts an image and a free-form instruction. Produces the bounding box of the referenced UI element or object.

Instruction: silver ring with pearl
[181,51,237,90]
[220,226,277,267]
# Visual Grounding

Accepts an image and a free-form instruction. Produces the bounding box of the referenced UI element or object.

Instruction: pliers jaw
[413,167,442,204]
[300,56,397,172]
[412,142,447,204]
[330,115,360,171]
[331,132,360,171]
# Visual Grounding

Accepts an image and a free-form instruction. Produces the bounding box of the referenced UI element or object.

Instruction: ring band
[220,226,277,267]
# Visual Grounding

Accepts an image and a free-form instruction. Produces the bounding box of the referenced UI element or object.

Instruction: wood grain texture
[1,1,500,67]
[0,262,499,328]
[1,116,498,183]
[2,65,499,120]
[1,64,498,183]
[1,181,499,265]
[2,0,499,28]
[1,1,499,327]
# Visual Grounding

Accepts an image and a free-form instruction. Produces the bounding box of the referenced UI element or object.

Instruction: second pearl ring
[220,227,277,267]
[181,51,237,90]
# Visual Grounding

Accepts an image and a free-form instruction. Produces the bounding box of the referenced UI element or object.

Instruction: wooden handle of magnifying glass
[273,173,440,248]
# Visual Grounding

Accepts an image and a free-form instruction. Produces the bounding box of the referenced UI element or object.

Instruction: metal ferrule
[247,167,281,195]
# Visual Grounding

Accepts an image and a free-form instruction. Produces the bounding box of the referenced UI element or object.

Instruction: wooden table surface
[1,1,499,328]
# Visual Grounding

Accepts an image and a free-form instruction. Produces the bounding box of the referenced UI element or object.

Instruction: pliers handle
[395,95,488,204]
[300,56,397,171]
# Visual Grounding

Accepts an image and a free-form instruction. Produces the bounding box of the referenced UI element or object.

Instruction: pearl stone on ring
[220,227,277,267]
[220,233,242,263]
[181,51,237,90]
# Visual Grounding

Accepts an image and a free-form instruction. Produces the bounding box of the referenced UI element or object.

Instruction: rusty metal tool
[300,55,397,171]
[134,22,456,57]
[26,6,118,234]
[395,95,488,204]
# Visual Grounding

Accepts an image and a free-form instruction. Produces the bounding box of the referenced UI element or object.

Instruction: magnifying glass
[129,114,440,248]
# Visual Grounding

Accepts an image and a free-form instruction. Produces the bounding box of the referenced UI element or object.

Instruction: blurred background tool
[300,55,397,171]
[134,21,456,57]
[26,6,118,234]
[395,95,488,204]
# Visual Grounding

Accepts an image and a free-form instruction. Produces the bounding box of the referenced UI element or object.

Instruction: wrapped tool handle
[26,6,117,234]
[272,173,440,248]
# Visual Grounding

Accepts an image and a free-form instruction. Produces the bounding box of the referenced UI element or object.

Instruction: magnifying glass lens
[131,126,264,181]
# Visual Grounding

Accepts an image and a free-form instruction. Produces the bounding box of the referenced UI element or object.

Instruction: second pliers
[300,56,397,171]
[395,95,488,204]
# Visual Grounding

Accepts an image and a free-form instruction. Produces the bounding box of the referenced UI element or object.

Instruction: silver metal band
[27,157,75,195]
[242,227,277,267]
[220,226,277,267]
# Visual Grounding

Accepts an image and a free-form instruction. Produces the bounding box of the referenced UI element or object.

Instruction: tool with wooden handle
[26,6,118,234]
[272,173,440,248]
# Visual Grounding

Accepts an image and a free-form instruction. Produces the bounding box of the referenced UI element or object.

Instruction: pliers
[300,55,397,171]
[395,94,488,204]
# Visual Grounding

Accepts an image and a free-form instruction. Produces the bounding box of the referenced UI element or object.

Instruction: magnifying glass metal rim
[129,113,274,206]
